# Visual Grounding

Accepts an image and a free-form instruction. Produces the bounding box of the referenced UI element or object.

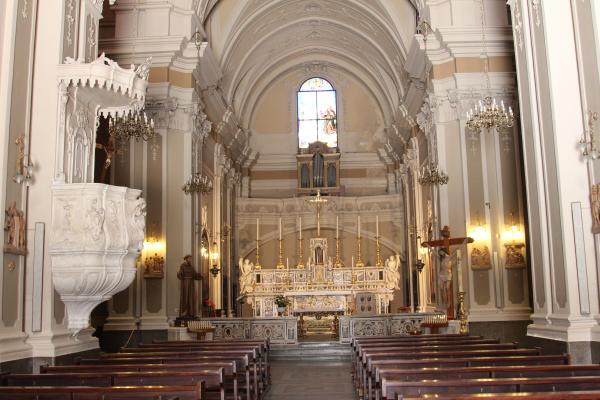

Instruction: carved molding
[50,183,146,331]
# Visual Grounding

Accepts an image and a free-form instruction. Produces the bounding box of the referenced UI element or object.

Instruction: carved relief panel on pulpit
[297,142,340,195]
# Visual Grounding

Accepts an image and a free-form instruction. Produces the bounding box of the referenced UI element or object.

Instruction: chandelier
[578,111,599,161]
[466,0,515,132]
[182,172,213,195]
[418,163,449,186]
[466,97,515,132]
[109,109,155,143]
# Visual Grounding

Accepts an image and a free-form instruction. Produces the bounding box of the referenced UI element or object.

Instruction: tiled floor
[264,360,357,400]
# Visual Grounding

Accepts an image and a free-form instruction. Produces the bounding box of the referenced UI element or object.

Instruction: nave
[3,333,600,399]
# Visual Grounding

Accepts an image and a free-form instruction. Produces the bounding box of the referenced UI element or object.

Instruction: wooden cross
[421,225,473,320]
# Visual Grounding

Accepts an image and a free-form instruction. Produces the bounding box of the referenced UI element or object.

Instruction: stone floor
[264,360,357,400]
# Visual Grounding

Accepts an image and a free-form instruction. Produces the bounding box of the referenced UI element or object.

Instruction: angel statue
[384,254,401,290]
[239,258,255,294]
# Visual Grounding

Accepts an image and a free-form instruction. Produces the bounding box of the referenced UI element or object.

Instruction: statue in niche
[327,164,336,187]
[300,164,310,188]
[177,255,201,318]
[315,246,324,264]
[4,202,26,255]
[239,257,255,294]
[384,254,401,290]
[313,152,324,187]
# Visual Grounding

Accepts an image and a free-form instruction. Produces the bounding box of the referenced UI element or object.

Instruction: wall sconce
[415,235,426,273]
[143,233,164,279]
[503,213,526,268]
[209,241,220,277]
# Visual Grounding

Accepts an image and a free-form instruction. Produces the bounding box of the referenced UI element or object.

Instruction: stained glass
[298,77,337,149]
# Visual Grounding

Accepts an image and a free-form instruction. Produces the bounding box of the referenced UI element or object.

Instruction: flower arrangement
[274,295,290,308]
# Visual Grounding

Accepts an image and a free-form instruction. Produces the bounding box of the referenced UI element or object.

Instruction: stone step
[270,342,352,361]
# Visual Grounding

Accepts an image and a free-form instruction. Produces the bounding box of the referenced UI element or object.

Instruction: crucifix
[421,225,473,319]
[306,189,328,237]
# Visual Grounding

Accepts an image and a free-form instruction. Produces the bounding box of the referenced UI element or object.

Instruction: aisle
[264,360,357,400]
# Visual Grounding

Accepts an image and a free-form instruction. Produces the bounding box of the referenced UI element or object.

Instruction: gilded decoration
[4,202,26,255]
[592,183,600,234]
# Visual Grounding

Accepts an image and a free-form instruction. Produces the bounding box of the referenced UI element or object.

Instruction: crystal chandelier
[182,172,213,195]
[109,109,155,144]
[418,163,449,186]
[578,111,599,160]
[466,0,515,132]
[466,97,514,132]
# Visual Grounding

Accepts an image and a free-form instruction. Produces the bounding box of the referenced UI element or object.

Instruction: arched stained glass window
[297,77,337,149]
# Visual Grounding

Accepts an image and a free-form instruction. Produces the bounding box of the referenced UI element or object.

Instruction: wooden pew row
[353,342,515,386]
[2,370,224,399]
[97,349,260,400]
[398,391,600,399]
[359,347,542,398]
[0,382,204,399]
[42,362,237,399]
[376,364,600,400]
[352,338,501,377]
[78,355,255,400]
[382,376,600,400]
[124,344,269,391]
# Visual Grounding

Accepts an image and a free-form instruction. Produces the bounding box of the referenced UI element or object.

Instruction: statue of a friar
[177,255,201,318]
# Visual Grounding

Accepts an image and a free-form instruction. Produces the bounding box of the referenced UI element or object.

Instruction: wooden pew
[375,364,600,400]
[3,370,224,400]
[0,382,204,399]
[42,362,237,400]
[78,355,254,400]
[98,349,260,399]
[398,391,600,399]
[381,376,600,400]
[354,342,516,386]
[359,347,541,398]
[124,344,269,391]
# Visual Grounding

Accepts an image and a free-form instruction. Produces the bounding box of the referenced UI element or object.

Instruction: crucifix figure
[421,226,473,319]
[306,189,328,237]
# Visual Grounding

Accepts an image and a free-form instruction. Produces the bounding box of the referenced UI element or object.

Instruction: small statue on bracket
[4,202,26,255]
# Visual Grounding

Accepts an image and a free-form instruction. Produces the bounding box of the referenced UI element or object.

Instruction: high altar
[238,191,401,318]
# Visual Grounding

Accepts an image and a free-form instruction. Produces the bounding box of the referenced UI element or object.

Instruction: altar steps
[270,342,352,361]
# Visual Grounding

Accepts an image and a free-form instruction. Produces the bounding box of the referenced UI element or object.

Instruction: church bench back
[78,355,253,400]
[397,390,600,399]
[373,364,600,400]
[381,376,600,400]
[0,383,204,399]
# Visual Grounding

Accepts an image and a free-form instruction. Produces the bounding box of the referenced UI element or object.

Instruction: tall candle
[299,217,302,240]
[357,215,361,238]
[352,256,355,269]
[286,258,289,270]
[256,218,260,239]
[376,215,379,237]
[457,249,463,292]
[279,217,282,240]
[336,216,339,239]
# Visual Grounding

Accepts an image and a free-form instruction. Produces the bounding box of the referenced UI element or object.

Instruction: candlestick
[279,217,282,240]
[375,235,383,267]
[334,235,343,268]
[457,291,469,334]
[255,239,262,270]
[276,238,285,269]
[297,237,304,269]
[355,235,364,268]
[457,249,463,292]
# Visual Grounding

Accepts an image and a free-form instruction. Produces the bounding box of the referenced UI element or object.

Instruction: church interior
[1,0,600,398]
